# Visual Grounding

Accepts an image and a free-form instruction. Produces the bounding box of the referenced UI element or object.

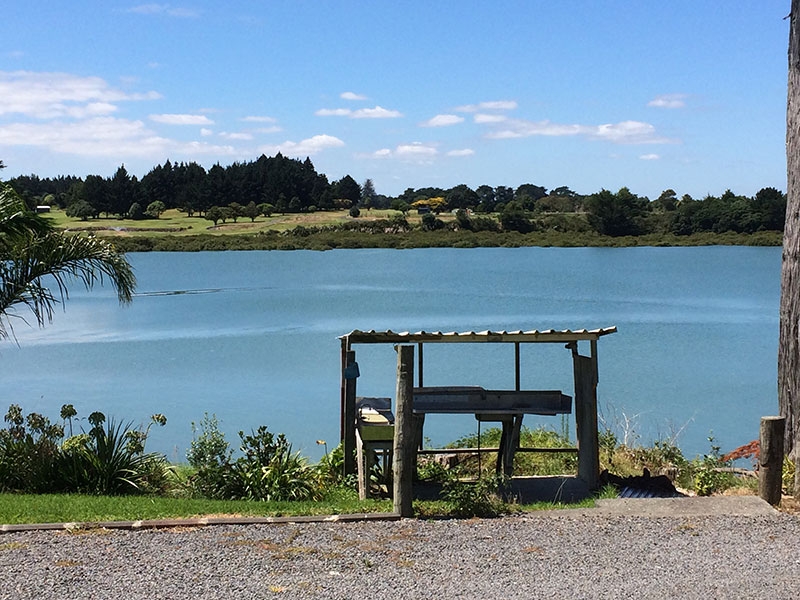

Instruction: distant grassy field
[45,208,436,237]
[42,207,783,251]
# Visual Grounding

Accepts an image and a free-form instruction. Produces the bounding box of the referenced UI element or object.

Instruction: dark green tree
[585,188,648,236]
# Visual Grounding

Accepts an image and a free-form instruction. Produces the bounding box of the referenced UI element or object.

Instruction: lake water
[0,246,781,463]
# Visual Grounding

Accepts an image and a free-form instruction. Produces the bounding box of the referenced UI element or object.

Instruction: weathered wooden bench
[412,386,572,476]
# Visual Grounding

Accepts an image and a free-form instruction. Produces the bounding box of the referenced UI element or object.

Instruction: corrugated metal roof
[340,327,617,345]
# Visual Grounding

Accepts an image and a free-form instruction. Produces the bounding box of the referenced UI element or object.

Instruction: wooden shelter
[339,327,617,496]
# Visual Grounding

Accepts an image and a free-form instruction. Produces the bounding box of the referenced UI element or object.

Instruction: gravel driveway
[2,507,800,599]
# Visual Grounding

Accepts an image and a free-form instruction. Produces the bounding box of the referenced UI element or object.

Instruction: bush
[0,404,169,495]
[186,413,232,499]
[441,473,512,518]
[61,411,171,495]
[230,426,321,501]
[0,405,64,493]
[186,418,323,502]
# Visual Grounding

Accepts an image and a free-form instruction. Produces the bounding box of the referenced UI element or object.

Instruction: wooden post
[393,344,414,517]
[759,416,785,506]
[572,344,600,489]
[342,349,357,477]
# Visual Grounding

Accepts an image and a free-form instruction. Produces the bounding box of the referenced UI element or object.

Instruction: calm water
[0,247,781,462]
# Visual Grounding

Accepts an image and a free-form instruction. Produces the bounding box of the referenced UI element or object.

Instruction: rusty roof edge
[339,326,617,344]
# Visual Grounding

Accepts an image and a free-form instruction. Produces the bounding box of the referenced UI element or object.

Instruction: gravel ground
[2,510,800,600]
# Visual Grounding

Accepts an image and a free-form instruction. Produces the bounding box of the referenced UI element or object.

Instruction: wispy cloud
[241,115,277,123]
[421,114,464,127]
[316,108,352,117]
[647,94,688,109]
[219,131,253,141]
[484,118,674,145]
[260,134,345,157]
[455,100,518,113]
[316,105,402,119]
[0,117,235,158]
[447,148,475,157]
[639,153,661,160]
[340,91,367,101]
[127,4,200,18]
[474,113,507,124]
[0,71,161,119]
[366,142,438,162]
[149,113,214,125]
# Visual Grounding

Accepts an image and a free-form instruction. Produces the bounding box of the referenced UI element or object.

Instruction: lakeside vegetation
[37,206,784,253]
[7,153,786,250]
[1,402,787,525]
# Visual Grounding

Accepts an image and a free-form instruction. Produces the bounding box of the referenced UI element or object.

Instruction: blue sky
[0,2,792,199]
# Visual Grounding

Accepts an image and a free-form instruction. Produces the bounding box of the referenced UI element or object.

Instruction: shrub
[0,404,169,495]
[186,413,233,499]
[690,436,735,496]
[230,426,321,502]
[0,405,64,493]
[441,473,512,518]
[61,411,171,495]
[186,418,323,502]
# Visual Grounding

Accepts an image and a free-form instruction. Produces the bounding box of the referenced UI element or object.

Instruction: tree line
[6,153,787,237]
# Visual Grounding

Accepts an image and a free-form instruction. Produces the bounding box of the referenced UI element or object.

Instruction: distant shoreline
[105,229,783,252]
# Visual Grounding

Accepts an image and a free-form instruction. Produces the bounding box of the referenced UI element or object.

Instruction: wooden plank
[412,387,571,415]
[393,345,414,517]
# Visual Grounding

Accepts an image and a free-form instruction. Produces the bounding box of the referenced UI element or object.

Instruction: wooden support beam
[573,349,600,489]
[759,416,785,506]
[393,344,415,517]
[342,349,357,477]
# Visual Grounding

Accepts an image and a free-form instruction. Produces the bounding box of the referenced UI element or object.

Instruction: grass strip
[0,492,392,525]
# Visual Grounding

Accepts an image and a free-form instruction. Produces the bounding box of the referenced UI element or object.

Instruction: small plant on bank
[440,472,513,518]
[691,436,735,496]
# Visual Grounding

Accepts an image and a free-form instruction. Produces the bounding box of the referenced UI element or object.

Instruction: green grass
[0,488,603,525]
[0,489,392,525]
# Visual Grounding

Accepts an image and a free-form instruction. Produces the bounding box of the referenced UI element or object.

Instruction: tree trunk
[779,0,800,496]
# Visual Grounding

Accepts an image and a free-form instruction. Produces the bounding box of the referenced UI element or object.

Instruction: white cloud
[648,93,687,109]
[220,131,254,140]
[127,4,200,18]
[0,70,161,119]
[484,118,674,144]
[474,113,507,124]
[447,149,475,157]
[341,91,367,101]
[351,105,402,119]
[456,100,518,113]
[200,128,213,136]
[396,143,437,157]
[0,117,236,158]
[487,119,583,139]
[590,120,671,144]
[421,114,464,127]
[316,108,352,117]
[260,134,345,157]
[149,113,214,125]
[241,115,277,123]
[640,153,661,160]
[316,105,402,119]
[362,143,438,161]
